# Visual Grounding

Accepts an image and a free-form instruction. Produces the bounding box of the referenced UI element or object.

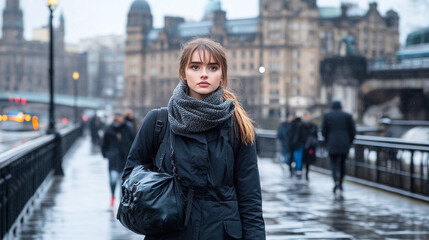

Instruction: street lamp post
[47,0,58,134]
[73,72,79,124]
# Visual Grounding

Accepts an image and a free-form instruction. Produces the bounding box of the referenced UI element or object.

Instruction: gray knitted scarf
[167,82,235,134]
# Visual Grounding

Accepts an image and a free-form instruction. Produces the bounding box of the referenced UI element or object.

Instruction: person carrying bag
[118,38,266,240]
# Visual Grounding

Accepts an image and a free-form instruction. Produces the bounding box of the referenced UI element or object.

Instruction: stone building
[78,35,125,101]
[0,0,87,97]
[123,0,398,126]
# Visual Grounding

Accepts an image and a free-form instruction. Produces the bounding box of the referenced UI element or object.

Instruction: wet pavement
[16,136,429,240]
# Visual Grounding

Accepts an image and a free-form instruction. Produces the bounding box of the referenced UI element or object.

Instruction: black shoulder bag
[117,108,187,236]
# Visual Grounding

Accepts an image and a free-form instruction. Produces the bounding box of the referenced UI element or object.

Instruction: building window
[296,89,300,96]
[269,32,281,40]
[150,66,157,75]
[293,50,300,58]
[232,51,237,59]
[294,62,300,70]
[241,63,246,70]
[268,21,281,30]
[270,62,280,71]
[270,76,279,84]
[293,76,300,85]
[250,51,254,59]
[293,33,300,41]
[293,23,300,30]
[241,51,246,58]
[270,50,280,57]
[250,63,254,70]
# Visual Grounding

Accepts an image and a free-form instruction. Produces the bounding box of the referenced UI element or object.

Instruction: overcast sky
[0,0,428,45]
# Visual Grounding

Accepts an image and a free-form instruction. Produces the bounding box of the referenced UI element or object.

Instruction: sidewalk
[260,157,429,239]
[17,137,142,240]
[16,136,429,239]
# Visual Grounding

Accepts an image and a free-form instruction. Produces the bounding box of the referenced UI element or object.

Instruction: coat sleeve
[122,109,158,181]
[347,114,356,143]
[234,140,266,240]
[101,127,109,158]
[321,114,328,140]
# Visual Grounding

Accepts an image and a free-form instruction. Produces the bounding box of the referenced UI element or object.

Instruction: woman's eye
[209,66,218,71]
[190,65,199,70]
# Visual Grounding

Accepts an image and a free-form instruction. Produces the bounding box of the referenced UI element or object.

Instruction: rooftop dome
[204,0,221,15]
[130,0,151,14]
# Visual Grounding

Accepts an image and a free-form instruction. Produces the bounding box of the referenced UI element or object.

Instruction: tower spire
[2,0,24,41]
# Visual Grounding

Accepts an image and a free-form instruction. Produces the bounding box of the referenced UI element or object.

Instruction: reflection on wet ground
[16,136,429,239]
[260,158,429,239]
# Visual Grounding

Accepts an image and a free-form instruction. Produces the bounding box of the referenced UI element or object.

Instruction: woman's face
[184,50,222,100]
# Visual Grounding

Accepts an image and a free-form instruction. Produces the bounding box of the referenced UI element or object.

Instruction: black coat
[288,118,304,151]
[322,106,356,155]
[101,122,135,172]
[123,110,266,240]
[301,122,318,164]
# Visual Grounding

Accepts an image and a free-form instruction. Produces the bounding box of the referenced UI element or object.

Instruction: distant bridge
[0,91,111,109]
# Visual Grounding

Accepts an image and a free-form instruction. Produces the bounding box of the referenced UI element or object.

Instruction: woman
[122,38,266,239]
[301,112,318,181]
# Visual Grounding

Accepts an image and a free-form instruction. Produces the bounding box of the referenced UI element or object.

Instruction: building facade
[79,35,125,102]
[123,0,399,126]
[0,0,87,97]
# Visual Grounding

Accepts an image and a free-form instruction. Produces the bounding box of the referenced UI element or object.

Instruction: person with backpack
[101,110,135,207]
[121,38,265,239]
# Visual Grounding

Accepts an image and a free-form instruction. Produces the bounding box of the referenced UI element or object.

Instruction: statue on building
[338,35,358,56]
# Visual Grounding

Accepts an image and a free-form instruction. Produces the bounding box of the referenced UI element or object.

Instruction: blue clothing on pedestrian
[293,146,303,171]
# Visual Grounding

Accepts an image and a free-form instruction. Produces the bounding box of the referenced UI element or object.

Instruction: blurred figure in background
[101,110,136,206]
[89,114,104,152]
[277,111,296,176]
[322,100,356,193]
[124,108,138,134]
[301,112,318,181]
[288,113,304,178]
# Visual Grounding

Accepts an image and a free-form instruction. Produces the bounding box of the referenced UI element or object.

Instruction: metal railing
[0,126,83,239]
[255,129,429,201]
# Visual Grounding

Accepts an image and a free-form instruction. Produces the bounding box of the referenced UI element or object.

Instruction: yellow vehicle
[0,110,39,131]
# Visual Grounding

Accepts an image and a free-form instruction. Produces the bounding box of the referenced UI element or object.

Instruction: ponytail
[223,89,255,145]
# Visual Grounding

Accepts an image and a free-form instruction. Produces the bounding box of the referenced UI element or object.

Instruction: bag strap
[152,107,168,154]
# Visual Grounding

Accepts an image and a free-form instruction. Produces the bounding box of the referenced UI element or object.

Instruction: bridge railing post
[409,150,414,193]
[54,133,63,176]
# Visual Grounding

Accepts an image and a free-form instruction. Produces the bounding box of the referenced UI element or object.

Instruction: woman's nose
[200,68,208,79]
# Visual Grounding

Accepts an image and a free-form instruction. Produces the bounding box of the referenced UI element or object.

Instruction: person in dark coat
[124,108,138,135]
[89,114,103,151]
[101,110,135,206]
[122,38,265,239]
[288,115,305,178]
[322,100,356,193]
[301,112,318,181]
[277,112,296,176]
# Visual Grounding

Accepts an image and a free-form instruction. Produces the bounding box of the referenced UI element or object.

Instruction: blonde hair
[179,38,255,145]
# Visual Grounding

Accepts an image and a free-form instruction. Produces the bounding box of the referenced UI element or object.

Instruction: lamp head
[73,72,80,80]
[47,0,58,7]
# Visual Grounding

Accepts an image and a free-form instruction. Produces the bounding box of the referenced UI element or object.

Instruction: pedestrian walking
[301,112,318,181]
[124,108,138,134]
[89,114,103,152]
[101,110,136,206]
[288,114,305,178]
[277,112,295,176]
[122,38,265,239]
[322,100,356,193]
